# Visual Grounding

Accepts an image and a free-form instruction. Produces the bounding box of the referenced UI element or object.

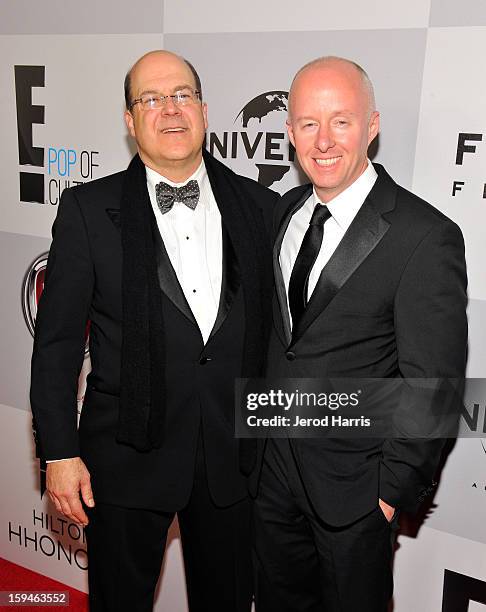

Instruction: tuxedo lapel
[203,151,265,339]
[209,227,240,339]
[152,224,198,326]
[152,190,242,340]
[291,165,396,344]
[273,185,312,345]
[291,198,390,343]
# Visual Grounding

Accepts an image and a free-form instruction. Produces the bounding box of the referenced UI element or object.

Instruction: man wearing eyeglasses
[30,50,278,612]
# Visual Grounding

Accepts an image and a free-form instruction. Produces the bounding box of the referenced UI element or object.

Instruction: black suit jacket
[247,163,467,527]
[30,150,278,511]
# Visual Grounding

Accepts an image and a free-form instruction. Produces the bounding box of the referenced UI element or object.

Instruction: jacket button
[286,351,296,361]
[199,356,212,365]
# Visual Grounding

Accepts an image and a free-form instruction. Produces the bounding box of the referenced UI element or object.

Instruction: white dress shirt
[146,159,222,345]
[280,161,378,328]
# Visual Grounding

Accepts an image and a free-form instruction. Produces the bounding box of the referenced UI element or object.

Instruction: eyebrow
[295,110,358,121]
[171,83,196,92]
[333,111,357,117]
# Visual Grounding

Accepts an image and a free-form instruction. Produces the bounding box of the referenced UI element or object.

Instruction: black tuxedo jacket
[246,163,468,527]
[30,150,278,511]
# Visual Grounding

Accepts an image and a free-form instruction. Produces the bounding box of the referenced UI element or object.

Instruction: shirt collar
[146,158,208,206]
[312,160,378,231]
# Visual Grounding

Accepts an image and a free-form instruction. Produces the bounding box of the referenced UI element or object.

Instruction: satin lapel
[203,153,255,338]
[273,186,313,345]
[209,226,240,339]
[152,217,198,326]
[291,197,390,344]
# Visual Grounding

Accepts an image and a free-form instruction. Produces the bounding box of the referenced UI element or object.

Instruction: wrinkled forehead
[131,53,196,95]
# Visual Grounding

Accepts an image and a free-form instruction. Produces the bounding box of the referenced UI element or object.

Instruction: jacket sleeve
[30,187,94,460]
[379,219,468,512]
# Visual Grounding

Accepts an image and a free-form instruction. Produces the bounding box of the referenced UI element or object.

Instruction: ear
[202,102,208,130]
[367,111,380,145]
[124,109,136,138]
[286,118,296,148]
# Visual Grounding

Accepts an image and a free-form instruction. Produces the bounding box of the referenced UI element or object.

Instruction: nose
[315,124,334,152]
[161,96,181,116]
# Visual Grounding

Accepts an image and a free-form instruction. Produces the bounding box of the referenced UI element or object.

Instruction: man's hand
[46,457,94,526]
[378,498,395,523]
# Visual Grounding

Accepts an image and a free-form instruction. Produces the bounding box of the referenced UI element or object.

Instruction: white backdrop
[1,2,485,610]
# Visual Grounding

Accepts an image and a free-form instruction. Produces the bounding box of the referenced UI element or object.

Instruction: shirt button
[285,351,296,361]
[199,357,212,365]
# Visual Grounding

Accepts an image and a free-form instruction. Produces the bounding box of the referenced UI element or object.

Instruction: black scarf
[116,154,165,451]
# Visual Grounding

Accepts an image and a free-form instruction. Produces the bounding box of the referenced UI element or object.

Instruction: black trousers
[85,436,252,612]
[253,439,397,612]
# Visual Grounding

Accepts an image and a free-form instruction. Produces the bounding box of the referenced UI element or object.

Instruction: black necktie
[288,203,332,326]
[155,179,200,214]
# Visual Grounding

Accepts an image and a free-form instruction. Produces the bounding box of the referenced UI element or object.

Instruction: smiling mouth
[161,127,187,134]
[314,156,341,167]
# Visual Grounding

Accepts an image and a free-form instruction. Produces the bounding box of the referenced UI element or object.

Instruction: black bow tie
[155,180,200,214]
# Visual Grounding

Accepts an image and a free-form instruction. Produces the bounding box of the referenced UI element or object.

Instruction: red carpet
[0,558,88,611]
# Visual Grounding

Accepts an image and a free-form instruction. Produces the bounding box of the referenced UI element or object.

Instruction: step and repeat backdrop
[1,1,486,610]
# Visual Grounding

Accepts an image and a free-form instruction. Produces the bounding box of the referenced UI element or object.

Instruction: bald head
[289,56,376,119]
[124,50,202,109]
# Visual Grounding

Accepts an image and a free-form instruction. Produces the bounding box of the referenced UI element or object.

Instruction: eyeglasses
[129,90,201,111]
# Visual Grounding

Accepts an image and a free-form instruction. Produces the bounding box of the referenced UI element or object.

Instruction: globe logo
[235,91,288,126]
[234,91,293,188]
[207,90,298,192]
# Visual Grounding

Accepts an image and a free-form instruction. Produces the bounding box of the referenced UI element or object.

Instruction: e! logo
[14,65,45,203]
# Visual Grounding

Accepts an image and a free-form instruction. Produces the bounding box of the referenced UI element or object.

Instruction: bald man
[30,50,278,612]
[246,57,467,611]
